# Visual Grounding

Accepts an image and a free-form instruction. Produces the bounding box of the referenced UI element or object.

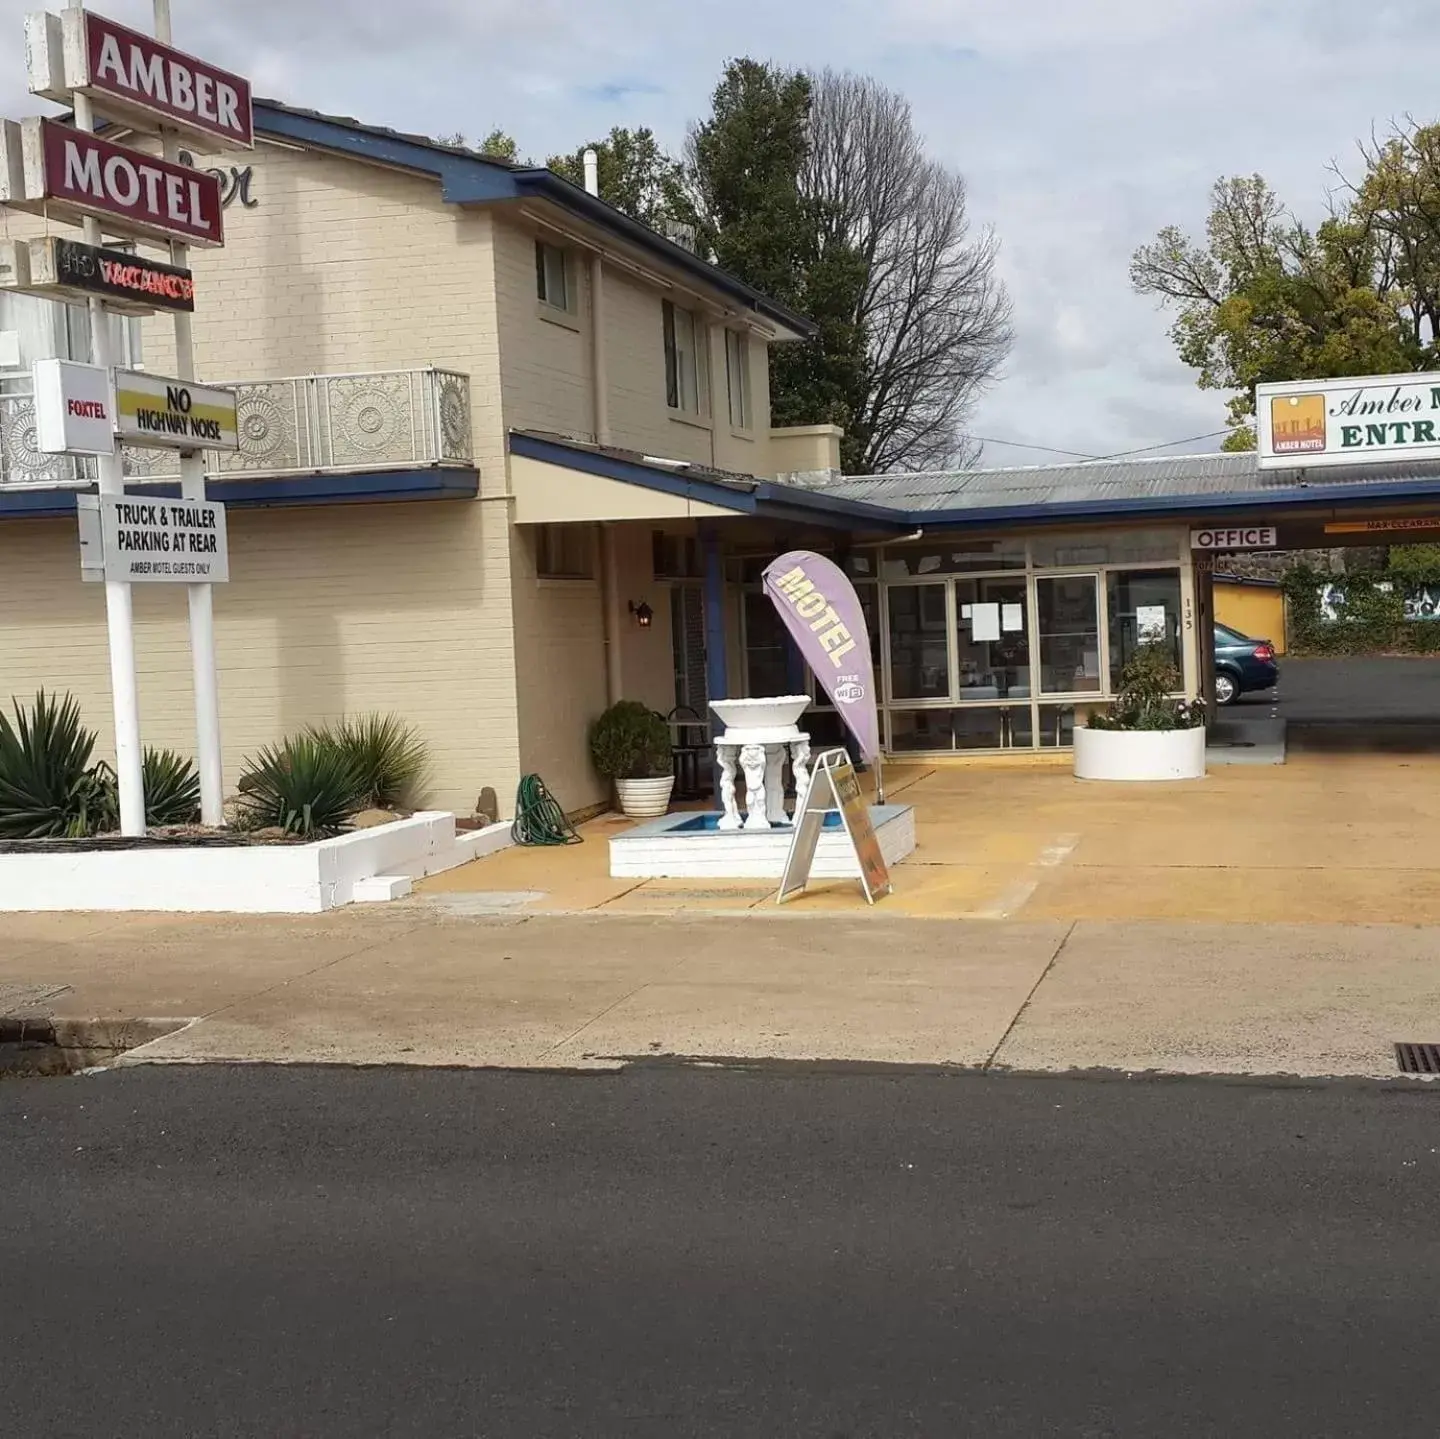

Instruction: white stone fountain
[708,695,812,831]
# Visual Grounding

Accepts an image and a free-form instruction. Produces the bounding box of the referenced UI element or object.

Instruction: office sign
[0,117,224,247]
[777,749,891,906]
[26,8,254,150]
[32,357,114,456]
[1257,374,1440,470]
[87,494,229,583]
[1190,526,1277,551]
[0,235,194,313]
[113,369,238,451]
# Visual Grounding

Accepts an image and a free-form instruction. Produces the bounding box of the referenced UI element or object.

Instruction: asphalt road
[5,1065,1440,1437]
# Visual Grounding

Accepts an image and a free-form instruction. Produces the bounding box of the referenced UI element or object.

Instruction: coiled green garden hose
[511,774,581,846]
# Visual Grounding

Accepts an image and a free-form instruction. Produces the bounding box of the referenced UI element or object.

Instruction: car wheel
[1214,672,1238,706]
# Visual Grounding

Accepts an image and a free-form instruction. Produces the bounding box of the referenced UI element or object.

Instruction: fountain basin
[709,695,811,733]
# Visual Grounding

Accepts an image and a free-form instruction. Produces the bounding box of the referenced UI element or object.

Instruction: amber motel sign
[0,5,251,836]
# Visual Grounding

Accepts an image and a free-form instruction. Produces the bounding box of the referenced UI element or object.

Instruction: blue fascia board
[908,476,1440,530]
[0,468,479,520]
[251,103,815,338]
[253,104,520,205]
[508,432,757,514]
[752,480,910,530]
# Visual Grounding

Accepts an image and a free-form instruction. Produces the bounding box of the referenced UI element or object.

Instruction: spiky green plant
[143,747,201,826]
[309,713,429,811]
[236,734,364,838]
[0,690,112,839]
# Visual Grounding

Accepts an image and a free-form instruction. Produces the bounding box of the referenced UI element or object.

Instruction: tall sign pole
[65,0,144,835]
[152,0,222,825]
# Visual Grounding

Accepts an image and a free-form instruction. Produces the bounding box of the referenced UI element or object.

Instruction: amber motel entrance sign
[0,4,251,834]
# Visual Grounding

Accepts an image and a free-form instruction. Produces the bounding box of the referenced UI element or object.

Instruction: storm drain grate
[1394,1043,1440,1075]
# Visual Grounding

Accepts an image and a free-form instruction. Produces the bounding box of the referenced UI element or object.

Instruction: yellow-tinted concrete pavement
[421,753,1440,925]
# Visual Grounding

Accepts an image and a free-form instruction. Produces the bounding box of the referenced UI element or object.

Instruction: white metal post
[154,0,225,824]
[69,5,145,836]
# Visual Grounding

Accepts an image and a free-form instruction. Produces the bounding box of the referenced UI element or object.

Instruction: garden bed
[0,813,513,914]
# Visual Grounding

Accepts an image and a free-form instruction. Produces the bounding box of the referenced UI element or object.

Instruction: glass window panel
[1106,568,1183,690]
[744,591,791,697]
[1030,529,1180,568]
[890,707,1031,752]
[954,577,1030,700]
[881,538,1026,579]
[887,583,950,700]
[1037,704,1078,748]
[1037,575,1101,694]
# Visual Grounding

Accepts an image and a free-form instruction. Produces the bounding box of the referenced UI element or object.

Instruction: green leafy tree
[437,128,520,162]
[546,127,682,232]
[1131,126,1440,447]
[670,61,1008,472]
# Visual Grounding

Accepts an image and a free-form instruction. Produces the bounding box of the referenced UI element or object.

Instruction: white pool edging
[0,812,515,914]
[609,805,916,880]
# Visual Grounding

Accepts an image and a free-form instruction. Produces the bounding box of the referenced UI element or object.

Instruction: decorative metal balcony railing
[0,367,472,489]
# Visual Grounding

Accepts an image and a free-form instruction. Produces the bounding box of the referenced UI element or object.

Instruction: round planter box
[615,775,675,818]
[1073,725,1207,782]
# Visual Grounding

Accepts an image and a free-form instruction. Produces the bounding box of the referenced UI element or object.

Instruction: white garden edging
[1073,725,1207,782]
[0,812,515,914]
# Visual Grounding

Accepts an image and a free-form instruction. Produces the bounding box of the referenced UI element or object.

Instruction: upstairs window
[725,329,751,429]
[535,240,570,312]
[536,524,595,580]
[663,299,706,416]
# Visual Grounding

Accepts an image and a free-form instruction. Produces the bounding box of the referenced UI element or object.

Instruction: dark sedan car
[1214,622,1279,705]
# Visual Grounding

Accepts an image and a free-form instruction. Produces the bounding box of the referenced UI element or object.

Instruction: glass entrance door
[1035,575,1102,696]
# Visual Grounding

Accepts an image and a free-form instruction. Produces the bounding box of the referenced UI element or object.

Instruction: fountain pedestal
[709,696,814,832]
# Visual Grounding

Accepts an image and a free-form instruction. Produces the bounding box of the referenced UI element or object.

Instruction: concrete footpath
[3,906,1438,1079]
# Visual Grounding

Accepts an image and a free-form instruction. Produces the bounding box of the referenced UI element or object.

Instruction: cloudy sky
[2,0,1435,467]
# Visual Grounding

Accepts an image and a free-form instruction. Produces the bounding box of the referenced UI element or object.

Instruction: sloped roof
[250,100,816,340]
[817,450,1440,518]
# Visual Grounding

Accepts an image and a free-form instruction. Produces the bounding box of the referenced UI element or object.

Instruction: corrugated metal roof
[818,451,1440,513]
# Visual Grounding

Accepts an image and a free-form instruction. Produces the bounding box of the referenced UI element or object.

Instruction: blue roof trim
[753,479,910,529]
[911,475,1440,529]
[0,468,479,520]
[508,432,757,513]
[252,102,816,339]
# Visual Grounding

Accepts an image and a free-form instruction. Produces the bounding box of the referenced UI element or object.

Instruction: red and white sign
[32,358,115,456]
[1190,526,1278,551]
[26,8,253,151]
[0,117,224,247]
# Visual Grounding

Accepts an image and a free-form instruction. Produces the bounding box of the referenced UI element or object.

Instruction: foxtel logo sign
[67,397,108,420]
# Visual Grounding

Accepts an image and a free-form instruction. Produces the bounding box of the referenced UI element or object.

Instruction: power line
[969,429,1231,465]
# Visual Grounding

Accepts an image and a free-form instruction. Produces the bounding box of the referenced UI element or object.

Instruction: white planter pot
[1073,725,1207,782]
[615,776,675,818]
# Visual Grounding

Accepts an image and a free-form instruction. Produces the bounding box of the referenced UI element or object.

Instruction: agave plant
[236,733,364,838]
[0,691,111,840]
[143,747,201,826]
[310,713,429,811]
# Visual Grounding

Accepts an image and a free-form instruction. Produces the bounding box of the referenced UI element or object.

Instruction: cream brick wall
[0,500,519,813]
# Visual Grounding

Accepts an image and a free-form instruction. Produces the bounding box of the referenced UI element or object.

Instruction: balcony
[0,367,473,490]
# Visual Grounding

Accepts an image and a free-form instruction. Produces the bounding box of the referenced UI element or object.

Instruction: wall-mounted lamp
[628,601,654,629]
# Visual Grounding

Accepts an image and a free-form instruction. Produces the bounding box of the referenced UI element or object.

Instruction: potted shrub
[1074,643,1207,782]
[589,700,674,817]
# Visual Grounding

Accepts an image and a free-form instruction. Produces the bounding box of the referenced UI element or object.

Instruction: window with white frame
[536,524,595,579]
[663,298,707,415]
[535,240,571,312]
[725,328,751,429]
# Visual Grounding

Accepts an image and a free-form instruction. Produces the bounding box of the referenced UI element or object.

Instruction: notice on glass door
[972,602,1001,642]
[1002,602,1024,632]
[1136,604,1167,641]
